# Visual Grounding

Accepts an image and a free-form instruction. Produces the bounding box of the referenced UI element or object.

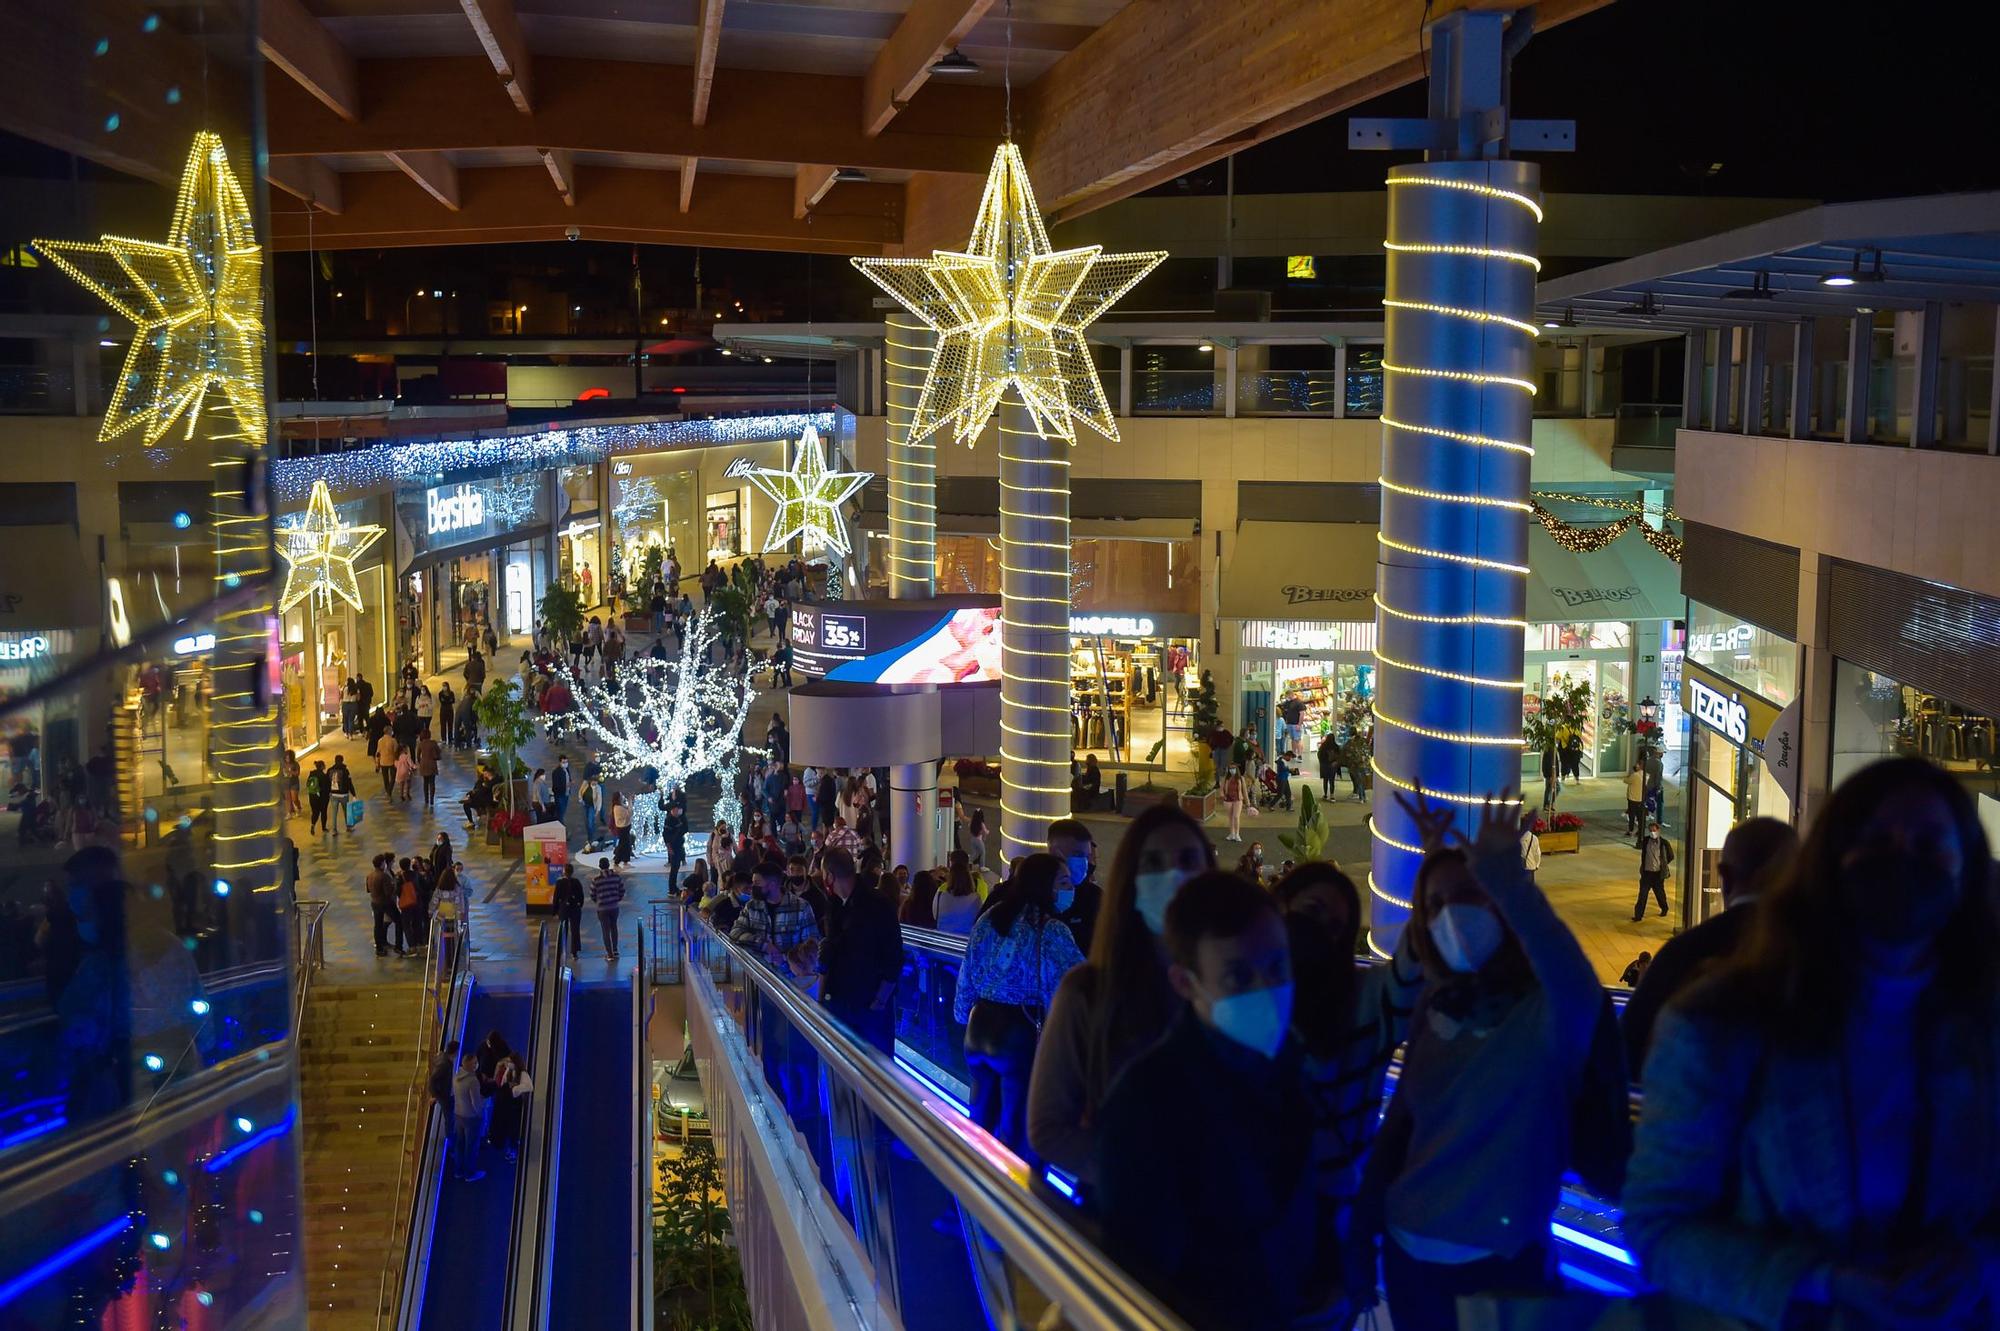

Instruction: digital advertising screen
[788,597,1003,685]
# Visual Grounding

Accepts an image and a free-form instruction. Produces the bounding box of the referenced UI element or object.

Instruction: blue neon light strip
[0,1115,67,1150]
[1042,1168,1078,1200]
[0,1215,133,1306]
[1559,1261,1632,1295]
[203,1109,296,1174]
[895,1053,971,1117]
[1550,1221,1639,1267]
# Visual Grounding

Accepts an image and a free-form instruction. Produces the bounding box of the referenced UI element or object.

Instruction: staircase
[299,981,429,1331]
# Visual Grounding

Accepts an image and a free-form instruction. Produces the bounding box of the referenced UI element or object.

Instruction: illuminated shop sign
[1240,620,1378,653]
[788,598,1002,684]
[1689,623,1754,656]
[1681,659,1783,752]
[1687,675,1748,744]
[1071,615,1154,636]
[426,483,486,536]
[0,634,50,661]
[173,632,217,656]
[722,457,760,479]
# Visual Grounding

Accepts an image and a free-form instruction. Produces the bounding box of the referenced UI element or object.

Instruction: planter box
[624,614,652,635]
[500,836,525,859]
[1180,789,1219,822]
[957,774,1002,800]
[1539,828,1581,854]
[1120,786,1182,816]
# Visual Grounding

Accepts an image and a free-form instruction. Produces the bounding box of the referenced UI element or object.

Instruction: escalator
[546,979,640,1324]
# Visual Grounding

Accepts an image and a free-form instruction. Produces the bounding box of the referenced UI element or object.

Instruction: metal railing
[390,957,474,1331]
[683,913,1195,1331]
[373,911,468,1330]
[291,899,329,1032]
[504,922,565,1331]
[631,916,652,1331]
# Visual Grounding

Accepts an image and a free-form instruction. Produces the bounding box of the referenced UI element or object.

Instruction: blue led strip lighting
[273,411,837,505]
[1367,161,1541,952]
[0,1216,134,1306]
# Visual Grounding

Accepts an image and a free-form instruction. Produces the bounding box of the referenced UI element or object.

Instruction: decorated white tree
[542,606,760,854]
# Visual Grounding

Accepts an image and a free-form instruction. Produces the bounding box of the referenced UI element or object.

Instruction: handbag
[963,915,1048,1056]
[347,800,365,829]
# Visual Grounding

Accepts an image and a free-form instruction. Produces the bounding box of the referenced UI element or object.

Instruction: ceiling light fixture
[832,167,870,184]
[1722,271,1774,301]
[1822,249,1885,288]
[1541,306,1576,330]
[1197,341,1213,352]
[1615,293,1660,318]
[930,48,980,75]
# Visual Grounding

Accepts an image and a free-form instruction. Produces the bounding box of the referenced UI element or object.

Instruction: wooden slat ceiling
[249,0,1612,255]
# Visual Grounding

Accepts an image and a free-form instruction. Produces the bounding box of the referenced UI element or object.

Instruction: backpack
[305,771,326,800]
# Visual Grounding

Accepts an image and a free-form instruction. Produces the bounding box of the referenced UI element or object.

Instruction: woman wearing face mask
[955,853,1086,1157]
[1355,795,1601,1331]
[1274,862,1422,1324]
[1028,804,1215,1186]
[1624,758,2000,1331]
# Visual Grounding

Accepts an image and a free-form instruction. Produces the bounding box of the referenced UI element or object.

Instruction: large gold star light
[853,143,1165,447]
[747,425,872,557]
[35,131,265,446]
[278,480,385,613]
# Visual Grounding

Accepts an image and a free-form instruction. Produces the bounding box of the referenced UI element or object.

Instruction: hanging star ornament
[34,132,265,447]
[277,480,385,613]
[852,142,1164,447]
[747,424,872,557]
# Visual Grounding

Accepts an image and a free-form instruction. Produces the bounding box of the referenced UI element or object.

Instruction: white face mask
[1133,868,1185,935]
[1202,982,1294,1059]
[1429,903,1504,974]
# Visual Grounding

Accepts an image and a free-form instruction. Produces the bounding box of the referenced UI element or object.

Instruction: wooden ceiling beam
[691,0,726,128]
[862,0,997,137]
[257,0,359,122]
[266,165,903,255]
[1019,0,1611,219]
[385,150,461,210]
[679,156,698,214]
[264,156,344,215]
[539,147,575,205]
[266,55,1001,177]
[795,164,838,219]
[458,0,534,114]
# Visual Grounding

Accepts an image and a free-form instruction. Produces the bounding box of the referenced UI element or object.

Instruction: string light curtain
[1368,162,1543,953]
[853,145,1163,858]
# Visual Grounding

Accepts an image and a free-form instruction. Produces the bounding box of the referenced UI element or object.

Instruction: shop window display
[1831,659,1997,798]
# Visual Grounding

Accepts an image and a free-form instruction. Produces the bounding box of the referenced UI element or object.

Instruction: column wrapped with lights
[1367,162,1543,953]
[852,144,1162,865]
[885,312,940,869]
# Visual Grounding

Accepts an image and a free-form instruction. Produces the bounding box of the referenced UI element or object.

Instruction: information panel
[788,597,1003,684]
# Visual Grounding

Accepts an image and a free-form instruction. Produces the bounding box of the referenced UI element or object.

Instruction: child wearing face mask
[1354,800,1602,1331]
[1029,804,1215,1187]
[1096,870,1329,1331]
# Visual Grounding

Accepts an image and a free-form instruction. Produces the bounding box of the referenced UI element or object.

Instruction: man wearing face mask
[1096,871,1326,1331]
[1046,819,1100,950]
[816,848,904,1054]
[728,858,820,968]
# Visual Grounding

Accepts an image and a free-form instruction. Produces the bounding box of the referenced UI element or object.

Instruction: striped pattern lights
[854,143,1164,858]
[884,312,939,597]
[1368,161,1542,952]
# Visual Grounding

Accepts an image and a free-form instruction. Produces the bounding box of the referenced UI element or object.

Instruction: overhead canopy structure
[1535,191,2000,330]
[1222,521,1379,622]
[0,0,1608,256]
[1524,525,1682,624]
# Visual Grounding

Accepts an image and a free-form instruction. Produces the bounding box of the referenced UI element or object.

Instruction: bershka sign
[1688,674,1748,744]
[426,484,486,537]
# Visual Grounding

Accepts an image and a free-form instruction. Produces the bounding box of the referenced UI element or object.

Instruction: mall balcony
[1535,191,2000,918]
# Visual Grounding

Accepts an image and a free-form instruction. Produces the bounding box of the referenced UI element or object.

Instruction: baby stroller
[1253,762,1288,811]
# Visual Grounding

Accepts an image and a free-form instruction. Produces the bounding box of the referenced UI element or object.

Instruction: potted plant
[490,807,529,857]
[1120,738,1183,814]
[539,582,585,654]
[475,680,537,817]
[1523,673,1593,810]
[1278,787,1330,862]
[1533,810,1585,854]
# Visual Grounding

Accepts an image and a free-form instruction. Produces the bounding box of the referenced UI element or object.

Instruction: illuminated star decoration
[277,480,385,613]
[35,132,264,446]
[852,142,1164,447]
[746,424,871,557]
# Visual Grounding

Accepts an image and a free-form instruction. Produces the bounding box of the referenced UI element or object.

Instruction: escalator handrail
[501,921,563,1331]
[392,951,475,1331]
[686,915,1193,1331]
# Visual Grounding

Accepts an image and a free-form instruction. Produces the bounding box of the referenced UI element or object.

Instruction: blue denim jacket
[1623,1002,2000,1331]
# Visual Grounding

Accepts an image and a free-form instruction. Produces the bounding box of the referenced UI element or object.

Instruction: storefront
[1,629,82,794]
[609,442,786,589]
[1236,620,1378,766]
[395,473,552,678]
[277,491,393,750]
[1680,654,1798,927]
[555,464,603,604]
[934,534,1204,773]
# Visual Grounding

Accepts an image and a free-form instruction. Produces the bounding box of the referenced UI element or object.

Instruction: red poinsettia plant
[1531,812,1585,834]
[489,808,529,838]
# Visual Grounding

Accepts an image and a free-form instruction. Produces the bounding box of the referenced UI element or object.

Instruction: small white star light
[35,131,265,446]
[746,424,872,557]
[277,480,385,613]
[851,142,1164,447]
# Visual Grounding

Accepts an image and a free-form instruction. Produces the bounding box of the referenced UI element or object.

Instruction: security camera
[564,225,581,242]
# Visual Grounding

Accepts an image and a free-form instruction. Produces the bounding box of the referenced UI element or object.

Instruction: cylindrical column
[886,312,939,871]
[1368,160,1542,952]
[998,389,1071,864]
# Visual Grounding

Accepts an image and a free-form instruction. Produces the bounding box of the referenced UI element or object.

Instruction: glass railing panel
[1130,371,1218,414]
[0,1072,301,1327]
